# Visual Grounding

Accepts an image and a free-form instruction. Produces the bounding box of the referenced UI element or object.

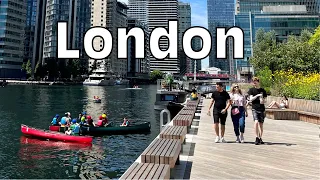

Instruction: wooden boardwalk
[187,98,320,179]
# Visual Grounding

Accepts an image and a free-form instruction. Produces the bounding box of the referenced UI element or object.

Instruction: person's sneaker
[255,137,260,145]
[240,135,244,143]
[236,136,240,143]
[220,137,227,143]
[215,136,220,143]
[259,138,264,144]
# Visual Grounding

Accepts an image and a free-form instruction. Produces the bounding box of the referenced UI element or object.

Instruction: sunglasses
[234,86,239,88]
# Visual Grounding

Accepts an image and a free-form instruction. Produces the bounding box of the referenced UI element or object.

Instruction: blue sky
[119,0,209,69]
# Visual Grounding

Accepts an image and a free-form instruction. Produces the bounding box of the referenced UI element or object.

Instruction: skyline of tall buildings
[0,0,319,78]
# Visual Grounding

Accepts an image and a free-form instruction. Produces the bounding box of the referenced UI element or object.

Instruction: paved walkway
[182,98,319,179]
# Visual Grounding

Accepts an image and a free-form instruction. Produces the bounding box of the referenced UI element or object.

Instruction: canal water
[0,85,160,179]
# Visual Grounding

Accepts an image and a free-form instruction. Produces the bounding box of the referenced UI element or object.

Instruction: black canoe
[80,122,151,135]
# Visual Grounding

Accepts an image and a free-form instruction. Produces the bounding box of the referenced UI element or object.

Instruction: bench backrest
[267,96,320,114]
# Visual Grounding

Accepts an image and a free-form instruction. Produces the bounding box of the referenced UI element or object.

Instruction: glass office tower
[0,0,27,78]
[207,0,235,71]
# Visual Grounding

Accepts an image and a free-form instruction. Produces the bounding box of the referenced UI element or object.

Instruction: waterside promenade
[121,97,320,179]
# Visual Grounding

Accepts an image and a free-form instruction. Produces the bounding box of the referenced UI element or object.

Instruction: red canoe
[49,125,60,131]
[21,124,92,144]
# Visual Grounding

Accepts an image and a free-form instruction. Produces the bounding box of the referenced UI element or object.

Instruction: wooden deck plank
[189,98,320,179]
[153,164,166,179]
[148,139,166,164]
[119,162,139,180]
[146,164,161,179]
[160,140,172,164]
[139,163,155,180]
[144,139,160,163]
[131,163,149,179]
[126,163,144,179]
[155,139,169,164]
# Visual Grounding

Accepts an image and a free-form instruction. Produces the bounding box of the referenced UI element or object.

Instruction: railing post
[160,109,171,131]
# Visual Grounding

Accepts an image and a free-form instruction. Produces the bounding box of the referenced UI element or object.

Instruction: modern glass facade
[235,13,251,68]
[239,0,297,13]
[239,0,320,14]
[235,0,320,75]
[43,0,90,66]
[74,0,91,73]
[0,0,27,78]
[235,12,320,66]
[178,1,191,75]
[252,13,320,41]
[24,0,37,63]
[207,0,235,71]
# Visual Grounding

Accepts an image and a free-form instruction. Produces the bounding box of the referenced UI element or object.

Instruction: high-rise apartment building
[43,0,90,73]
[147,0,179,74]
[178,1,191,75]
[127,18,150,76]
[90,0,128,77]
[128,0,148,25]
[207,0,235,71]
[24,0,46,76]
[0,0,27,78]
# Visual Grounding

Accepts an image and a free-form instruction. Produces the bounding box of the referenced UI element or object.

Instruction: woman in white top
[229,84,248,143]
[267,95,288,109]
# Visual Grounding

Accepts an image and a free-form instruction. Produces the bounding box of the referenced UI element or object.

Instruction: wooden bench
[179,108,196,115]
[183,105,197,111]
[298,111,320,125]
[265,109,299,120]
[160,126,187,145]
[141,138,181,168]
[172,114,193,127]
[119,162,170,180]
[266,96,320,125]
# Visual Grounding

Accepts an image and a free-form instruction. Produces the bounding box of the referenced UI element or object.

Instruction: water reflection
[1,85,160,179]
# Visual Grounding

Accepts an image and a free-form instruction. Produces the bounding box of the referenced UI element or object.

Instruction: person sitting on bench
[267,95,288,109]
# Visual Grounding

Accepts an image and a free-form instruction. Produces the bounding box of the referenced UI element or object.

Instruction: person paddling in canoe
[96,115,108,127]
[65,119,80,136]
[51,114,60,126]
[120,117,130,127]
[86,116,95,127]
[65,112,72,126]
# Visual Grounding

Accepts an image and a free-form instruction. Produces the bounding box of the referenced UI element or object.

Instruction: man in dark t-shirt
[247,77,267,145]
[208,82,232,143]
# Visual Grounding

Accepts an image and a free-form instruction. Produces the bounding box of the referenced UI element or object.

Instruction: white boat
[126,87,142,90]
[83,72,115,86]
[115,79,130,85]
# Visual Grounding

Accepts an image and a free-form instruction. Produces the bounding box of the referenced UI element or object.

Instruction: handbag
[231,100,240,115]
[232,107,240,115]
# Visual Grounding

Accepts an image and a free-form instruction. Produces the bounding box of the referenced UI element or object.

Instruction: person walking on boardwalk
[247,77,267,145]
[208,82,232,143]
[229,84,248,143]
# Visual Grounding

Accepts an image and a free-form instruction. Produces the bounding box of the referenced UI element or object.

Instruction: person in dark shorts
[208,82,232,143]
[247,77,267,145]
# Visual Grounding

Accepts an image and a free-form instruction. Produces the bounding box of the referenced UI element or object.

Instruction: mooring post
[160,109,171,131]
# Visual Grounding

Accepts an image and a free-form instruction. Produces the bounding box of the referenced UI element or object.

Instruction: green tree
[250,28,320,74]
[250,29,279,73]
[257,67,272,94]
[309,25,320,46]
[150,70,163,82]
[22,60,32,77]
